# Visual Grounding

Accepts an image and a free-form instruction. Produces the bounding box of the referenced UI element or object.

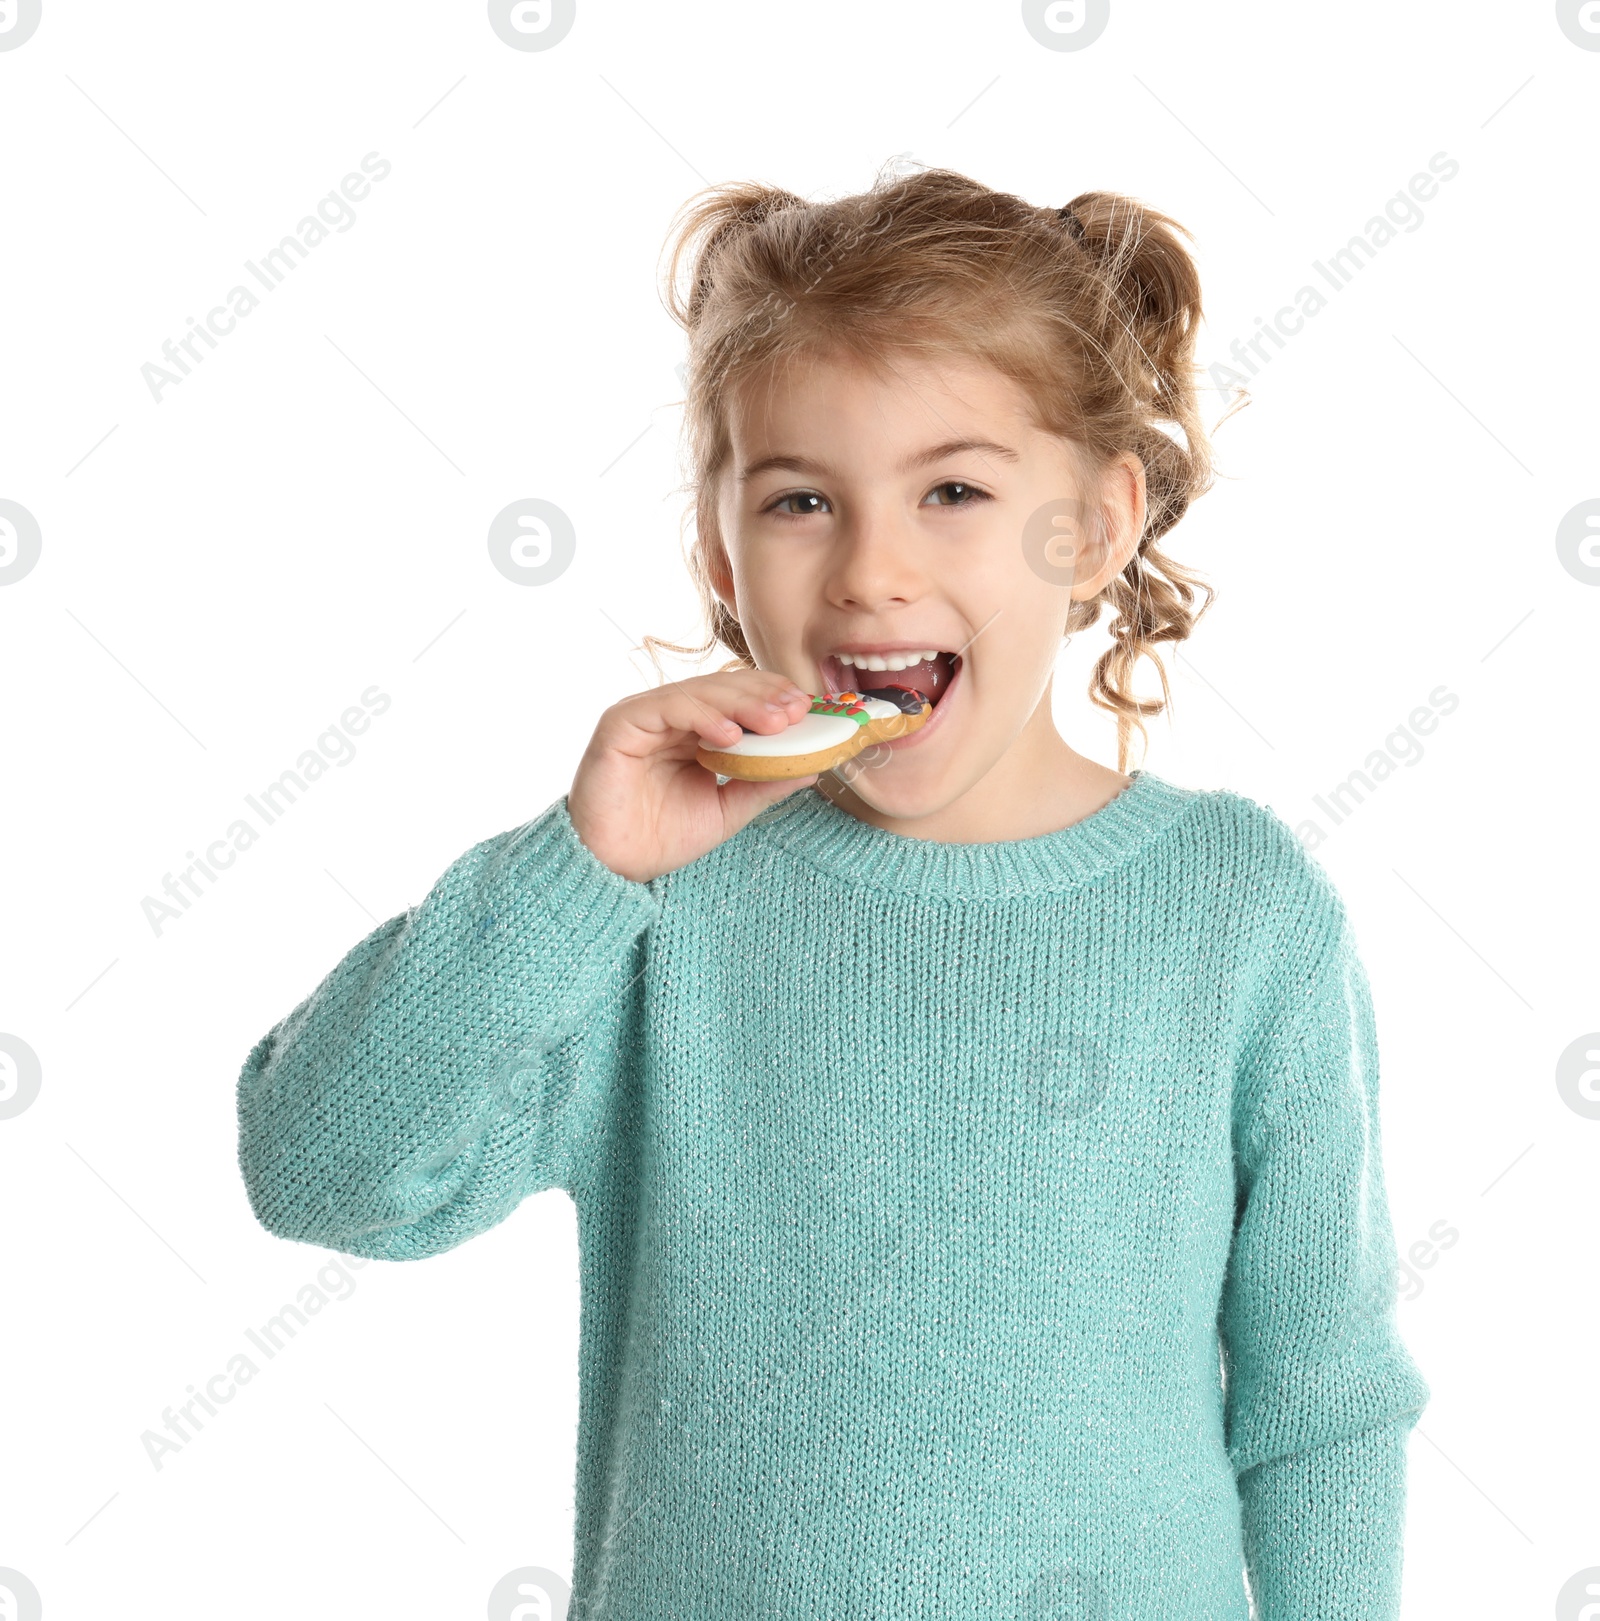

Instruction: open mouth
[820,649,960,711]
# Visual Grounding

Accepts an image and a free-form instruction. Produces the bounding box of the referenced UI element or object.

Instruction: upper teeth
[837,650,939,671]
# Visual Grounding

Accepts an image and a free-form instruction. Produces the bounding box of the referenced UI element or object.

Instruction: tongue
[855,653,953,706]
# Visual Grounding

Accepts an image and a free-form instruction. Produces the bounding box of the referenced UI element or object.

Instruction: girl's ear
[1073,453,1147,599]
[702,535,738,616]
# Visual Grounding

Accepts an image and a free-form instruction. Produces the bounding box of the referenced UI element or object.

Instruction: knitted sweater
[236,768,1430,1620]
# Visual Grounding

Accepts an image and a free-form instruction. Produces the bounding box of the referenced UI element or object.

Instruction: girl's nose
[825,507,924,612]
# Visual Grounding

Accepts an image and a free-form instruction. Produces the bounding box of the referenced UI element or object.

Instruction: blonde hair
[651,163,1223,774]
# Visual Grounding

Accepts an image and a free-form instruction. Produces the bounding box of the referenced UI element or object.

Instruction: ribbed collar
[747,767,1201,900]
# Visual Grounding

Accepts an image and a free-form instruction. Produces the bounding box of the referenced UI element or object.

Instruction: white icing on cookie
[716,711,863,757]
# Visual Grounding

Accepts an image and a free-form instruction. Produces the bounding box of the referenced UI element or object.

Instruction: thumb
[716,773,819,837]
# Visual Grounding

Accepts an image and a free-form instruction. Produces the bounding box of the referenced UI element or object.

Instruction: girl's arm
[236,798,658,1260]
[1221,892,1431,1620]
[236,668,813,1261]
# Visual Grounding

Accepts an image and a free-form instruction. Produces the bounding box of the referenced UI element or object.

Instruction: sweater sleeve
[1221,905,1431,1621]
[236,797,658,1261]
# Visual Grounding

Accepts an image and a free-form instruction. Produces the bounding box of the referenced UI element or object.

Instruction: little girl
[237,168,1429,1620]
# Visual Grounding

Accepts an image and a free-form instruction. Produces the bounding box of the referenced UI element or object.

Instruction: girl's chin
[830,712,965,819]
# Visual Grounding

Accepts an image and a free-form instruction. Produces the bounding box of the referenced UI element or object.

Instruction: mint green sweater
[236,769,1429,1619]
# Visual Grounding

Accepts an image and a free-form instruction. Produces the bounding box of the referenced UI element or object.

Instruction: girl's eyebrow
[737,438,1021,484]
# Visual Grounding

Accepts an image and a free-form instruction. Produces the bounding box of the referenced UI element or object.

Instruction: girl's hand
[568,670,817,884]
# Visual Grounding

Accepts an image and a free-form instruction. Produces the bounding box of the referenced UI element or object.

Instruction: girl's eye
[767,491,829,518]
[764,481,991,518]
[923,480,991,507]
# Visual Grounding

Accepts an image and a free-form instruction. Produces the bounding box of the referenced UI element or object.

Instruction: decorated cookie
[696,691,932,781]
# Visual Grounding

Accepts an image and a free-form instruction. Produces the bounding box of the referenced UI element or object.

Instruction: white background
[2,2,1596,1617]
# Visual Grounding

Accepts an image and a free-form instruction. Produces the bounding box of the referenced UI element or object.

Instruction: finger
[672,669,813,733]
[607,673,810,751]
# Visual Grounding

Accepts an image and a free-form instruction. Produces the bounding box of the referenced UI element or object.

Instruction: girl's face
[711,347,1144,829]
